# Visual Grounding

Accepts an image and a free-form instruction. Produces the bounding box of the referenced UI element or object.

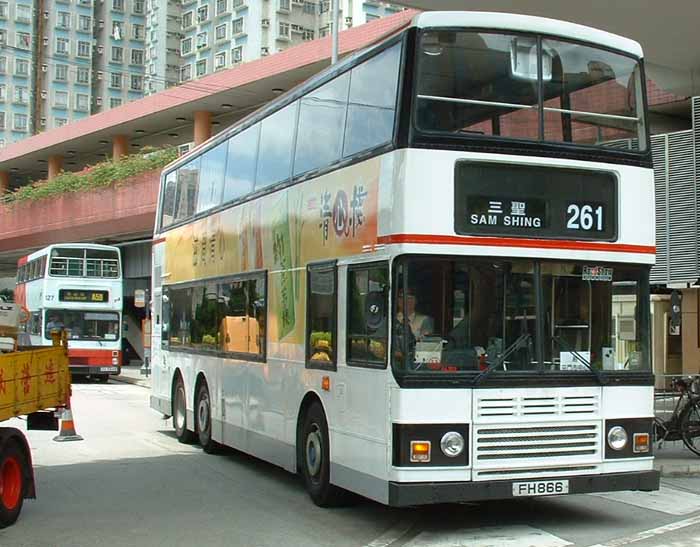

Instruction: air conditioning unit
[97,71,103,80]
[96,96,103,106]
[345,16,352,26]
[40,90,47,98]
[41,64,48,72]
[43,11,49,19]
[40,117,46,126]
[260,46,269,56]
[178,143,192,156]
[42,37,49,46]
[98,20,105,29]
[97,45,104,54]
[261,18,269,28]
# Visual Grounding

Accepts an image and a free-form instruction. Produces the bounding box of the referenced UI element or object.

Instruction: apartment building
[178,0,402,83]
[144,0,181,94]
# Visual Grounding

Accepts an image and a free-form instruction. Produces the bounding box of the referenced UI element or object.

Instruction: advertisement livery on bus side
[150,12,659,506]
[16,244,123,382]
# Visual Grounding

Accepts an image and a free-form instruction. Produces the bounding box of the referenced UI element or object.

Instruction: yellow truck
[0,303,72,528]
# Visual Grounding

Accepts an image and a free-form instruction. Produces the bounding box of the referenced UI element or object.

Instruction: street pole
[331,0,339,64]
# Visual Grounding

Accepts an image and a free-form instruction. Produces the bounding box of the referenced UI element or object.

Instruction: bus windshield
[392,257,650,378]
[415,30,646,150]
[44,310,120,341]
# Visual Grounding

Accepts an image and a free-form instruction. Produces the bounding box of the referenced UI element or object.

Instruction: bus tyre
[0,439,27,528]
[97,375,109,384]
[196,382,218,454]
[173,376,195,444]
[300,402,347,507]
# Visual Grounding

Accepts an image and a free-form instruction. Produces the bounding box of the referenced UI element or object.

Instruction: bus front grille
[473,422,600,472]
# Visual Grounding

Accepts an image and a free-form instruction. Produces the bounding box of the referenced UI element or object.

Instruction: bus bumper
[69,365,121,376]
[387,470,660,507]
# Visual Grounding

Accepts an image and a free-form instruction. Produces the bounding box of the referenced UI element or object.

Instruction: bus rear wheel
[196,382,218,454]
[173,376,195,444]
[0,439,27,528]
[300,402,347,507]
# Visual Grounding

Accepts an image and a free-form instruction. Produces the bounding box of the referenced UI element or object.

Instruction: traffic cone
[53,400,84,442]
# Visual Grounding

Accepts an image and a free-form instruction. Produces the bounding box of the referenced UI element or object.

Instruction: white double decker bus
[150,12,659,506]
[16,244,123,382]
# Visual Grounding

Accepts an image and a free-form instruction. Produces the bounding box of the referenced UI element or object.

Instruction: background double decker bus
[150,11,659,506]
[16,244,123,382]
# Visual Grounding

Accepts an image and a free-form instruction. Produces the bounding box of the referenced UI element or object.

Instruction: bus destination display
[59,289,109,303]
[455,162,617,241]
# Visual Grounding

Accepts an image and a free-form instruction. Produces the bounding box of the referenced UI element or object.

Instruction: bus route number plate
[512,479,569,497]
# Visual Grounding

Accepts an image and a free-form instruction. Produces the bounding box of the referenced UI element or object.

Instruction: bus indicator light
[410,441,431,463]
[633,433,650,453]
[321,376,330,391]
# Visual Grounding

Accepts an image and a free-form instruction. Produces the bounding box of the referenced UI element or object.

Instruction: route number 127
[567,204,604,231]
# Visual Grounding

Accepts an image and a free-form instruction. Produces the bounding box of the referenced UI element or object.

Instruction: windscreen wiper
[472,333,531,386]
[551,335,607,385]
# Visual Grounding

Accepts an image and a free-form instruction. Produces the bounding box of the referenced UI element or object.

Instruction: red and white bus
[16,244,123,382]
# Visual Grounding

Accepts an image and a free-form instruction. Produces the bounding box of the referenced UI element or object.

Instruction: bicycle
[654,376,700,456]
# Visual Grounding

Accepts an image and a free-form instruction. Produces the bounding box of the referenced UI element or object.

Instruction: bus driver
[396,288,434,341]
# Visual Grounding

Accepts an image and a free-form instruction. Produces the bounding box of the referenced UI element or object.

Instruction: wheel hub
[0,456,22,511]
[198,396,210,432]
[306,425,323,477]
[175,387,186,430]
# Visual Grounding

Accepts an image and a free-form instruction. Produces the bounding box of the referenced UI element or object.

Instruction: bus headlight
[607,426,628,451]
[440,432,465,458]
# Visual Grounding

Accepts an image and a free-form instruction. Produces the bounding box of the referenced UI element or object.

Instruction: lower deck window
[163,272,266,359]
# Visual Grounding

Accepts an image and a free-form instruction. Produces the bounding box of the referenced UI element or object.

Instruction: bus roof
[21,243,121,263]
[411,12,643,58]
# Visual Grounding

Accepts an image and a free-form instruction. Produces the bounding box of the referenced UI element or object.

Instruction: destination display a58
[454,162,617,241]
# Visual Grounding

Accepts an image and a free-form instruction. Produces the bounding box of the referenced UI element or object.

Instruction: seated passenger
[396,288,434,341]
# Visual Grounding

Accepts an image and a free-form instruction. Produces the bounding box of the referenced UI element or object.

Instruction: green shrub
[2,147,178,205]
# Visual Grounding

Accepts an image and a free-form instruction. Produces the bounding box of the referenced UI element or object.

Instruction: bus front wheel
[0,439,27,528]
[173,376,195,444]
[300,402,347,507]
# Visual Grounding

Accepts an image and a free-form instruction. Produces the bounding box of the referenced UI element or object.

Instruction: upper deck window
[49,248,120,278]
[415,30,646,151]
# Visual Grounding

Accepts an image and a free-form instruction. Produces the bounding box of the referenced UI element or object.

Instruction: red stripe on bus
[376,234,656,255]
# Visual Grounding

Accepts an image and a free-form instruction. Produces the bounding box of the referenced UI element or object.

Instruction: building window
[182,11,193,28]
[77,41,91,58]
[15,59,29,77]
[56,37,69,55]
[306,263,337,368]
[180,64,192,82]
[319,25,329,38]
[149,46,157,59]
[13,113,28,132]
[111,46,124,63]
[112,0,124,11]
[77,67,90,84]
[303,1,316,15]
[232,0,245,8]
[279,0,290,11]
[78,15,92,32]
[112,21,124,40]
[54,90,69,108]
[110,72,123,89]
[0,56,6,73]
[197,5,208,23]
[13,86,28,104]
[232,17,243,35]
[195,59,206,77]
[55,64,69,81]
[133,23,145,40]
[302,29,315,41]
[278,21,290,39]
[131,49,145,65]
[16,4,31,22]
[133,0,145,14]
[58,11,71,29]
[75,93,89,111]
[320,0,330,13]
[0,2,7,19]
[130,74,143,91]
[17,32,31,50]
[0,84,6,101]
[214,51,226,69]
[54,117,68,128]
[231,45,242,63]
[196,32,208,49]
[215,23,227,41]
[216,0,228,15]
[0,112,5,129]
[109,97,122,108]
[366,13,379,22]
[181,37,193,55]
[0,30,6,45]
